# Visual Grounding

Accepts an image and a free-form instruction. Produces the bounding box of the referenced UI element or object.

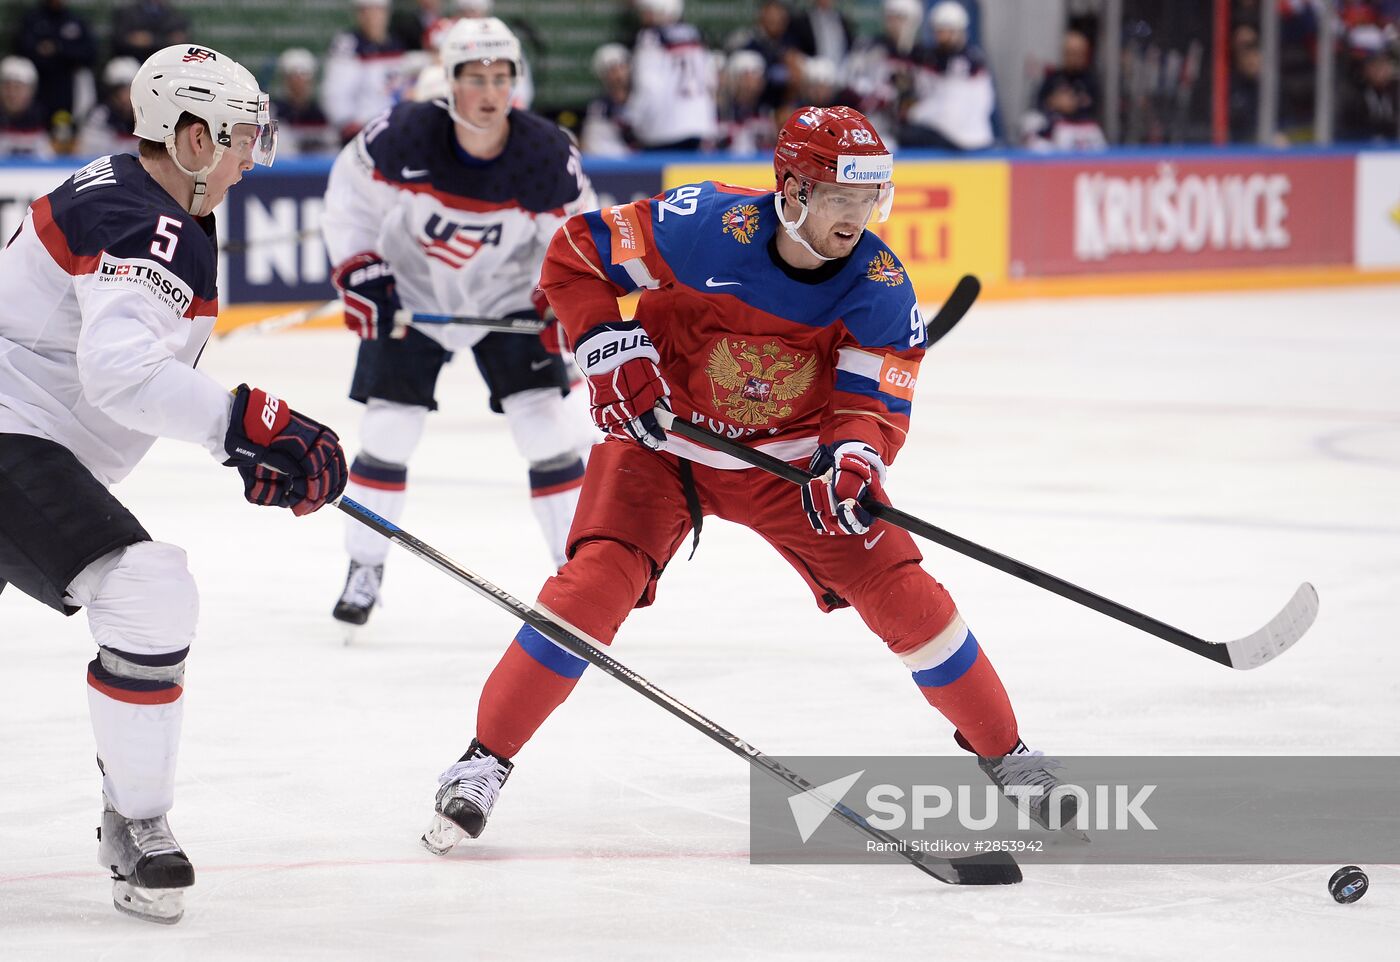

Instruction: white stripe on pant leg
[897,614,970,672]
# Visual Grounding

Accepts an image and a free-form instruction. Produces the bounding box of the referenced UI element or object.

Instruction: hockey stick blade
[654,414,1319,670]
[1222,582,1319,670]
[334,495,1020,886]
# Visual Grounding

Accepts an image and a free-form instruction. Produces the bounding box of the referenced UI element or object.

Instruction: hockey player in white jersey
[322,16,597,629]
[626,0,719,150]
[0,44,347,924]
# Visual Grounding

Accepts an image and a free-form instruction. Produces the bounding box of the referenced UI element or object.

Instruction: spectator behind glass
[846,0,923,143]
[581,42,636,157]
[735,0,799,113]
[1035,30,1099,123]
[0,56,54,158]
[627,0,718,151]
[1021,76,1107,152]
[899,0,996,150]
[75,56,139,157]
[273,48,339,157]
[1341,52,1399,142]
[16,0,97,133]
[109,0,189,63]
[787,0,855,70]
[322,0,410,144]
[392,0,445,51]
[718,48,776,154]
[798,55,854,109]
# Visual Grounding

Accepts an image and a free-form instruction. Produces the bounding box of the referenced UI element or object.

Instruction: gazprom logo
[837,153,893,184]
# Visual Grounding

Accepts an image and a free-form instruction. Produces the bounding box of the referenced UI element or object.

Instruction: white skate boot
[332,560,383,638]
[97,795,194,924]
[977,739,1083,835]
[421,740,513,855]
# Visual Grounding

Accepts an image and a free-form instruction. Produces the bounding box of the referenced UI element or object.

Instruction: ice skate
[977,739,1086,837]
[97,795,194,925]
[421,740,513,855]
[332,560,383,637]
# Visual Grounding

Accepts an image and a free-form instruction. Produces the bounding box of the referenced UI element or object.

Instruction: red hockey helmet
[773,105,894,222]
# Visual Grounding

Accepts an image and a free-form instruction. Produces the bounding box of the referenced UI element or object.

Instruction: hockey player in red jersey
[0,45,346,922]
[422,106,1068,853]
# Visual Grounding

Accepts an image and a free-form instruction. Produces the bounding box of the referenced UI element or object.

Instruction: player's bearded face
[452,62,514,128]
[799,182,881,258]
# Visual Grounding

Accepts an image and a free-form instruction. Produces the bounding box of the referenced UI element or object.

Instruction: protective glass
[806,181,895,225]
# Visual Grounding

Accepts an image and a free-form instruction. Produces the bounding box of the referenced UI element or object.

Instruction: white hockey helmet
[930,1,969,33]
[103,57,141,88]
[637,0,683,26]
[440,16,523,81]
[277,47,318,78]
[131,44,275,214]
[724,49,765,80]
[0,56,38,87]
[591,42,630,80]
[883,0,924,23]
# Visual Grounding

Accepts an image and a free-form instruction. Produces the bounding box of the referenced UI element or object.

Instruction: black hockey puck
[1329,865,1369,904]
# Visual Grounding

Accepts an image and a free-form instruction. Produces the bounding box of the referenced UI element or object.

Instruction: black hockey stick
[923,274,980,346]
[653,412,1318,671]
[392,274,979,345]
[335,495,1020,886]
[394,310,547,337]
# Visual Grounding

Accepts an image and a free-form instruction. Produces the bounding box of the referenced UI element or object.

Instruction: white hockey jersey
[320,101,594,352]
[0,153,230,485]
[905,44,996,150]
[320,30,414,138]
[626,23,718,147]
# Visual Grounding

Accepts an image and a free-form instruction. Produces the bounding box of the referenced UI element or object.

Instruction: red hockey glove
[801,441,888,536]
[224,385,348,516]
[331,252,402,341]
[574,322,670,450]
[534,293,568,355]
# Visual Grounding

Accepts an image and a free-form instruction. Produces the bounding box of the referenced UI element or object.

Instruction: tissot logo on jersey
[96,254,194,314]
[419,214,503,269]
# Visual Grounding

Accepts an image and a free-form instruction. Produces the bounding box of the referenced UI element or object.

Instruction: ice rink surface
[2,284,1398,960]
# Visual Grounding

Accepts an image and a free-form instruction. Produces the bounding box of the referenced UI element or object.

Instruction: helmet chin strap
[773,190,837,263]
[165,138,225,216]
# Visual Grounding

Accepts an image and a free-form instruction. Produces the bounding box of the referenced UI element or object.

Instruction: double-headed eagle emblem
[721,203,762,244]
[705,338,819,426]
[865,249,905,286]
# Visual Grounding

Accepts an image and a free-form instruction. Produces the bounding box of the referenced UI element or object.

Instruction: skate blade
[421,813,468,856]
[112,880,184,924]
[341,623,361,646]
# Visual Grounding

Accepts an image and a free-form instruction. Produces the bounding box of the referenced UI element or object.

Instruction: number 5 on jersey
[150,215,182,263]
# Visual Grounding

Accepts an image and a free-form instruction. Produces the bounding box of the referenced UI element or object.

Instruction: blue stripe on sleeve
[833,370,913,417]
[582,210,639,294]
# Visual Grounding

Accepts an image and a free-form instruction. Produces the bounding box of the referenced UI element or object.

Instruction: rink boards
[0,146,1397,325]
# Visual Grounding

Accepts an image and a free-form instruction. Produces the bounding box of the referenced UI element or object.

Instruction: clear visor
[223,120,278,167]
[806,180,895,225]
